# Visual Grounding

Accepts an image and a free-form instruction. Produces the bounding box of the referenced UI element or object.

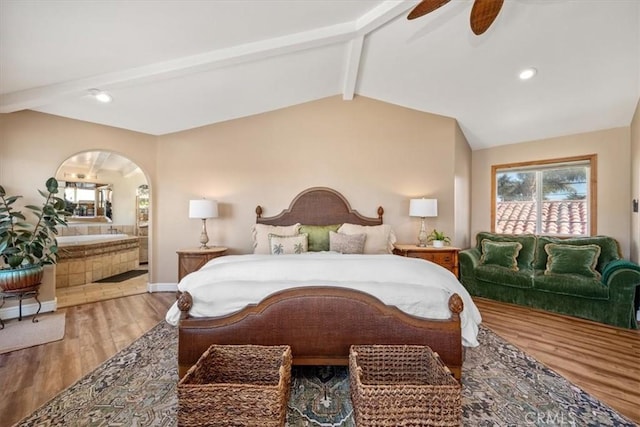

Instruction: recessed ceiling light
[519,68,537,80]
[89,89,113,103]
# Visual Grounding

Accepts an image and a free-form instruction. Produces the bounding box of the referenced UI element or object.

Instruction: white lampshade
[409,198,438,218]
[189,199,219,219]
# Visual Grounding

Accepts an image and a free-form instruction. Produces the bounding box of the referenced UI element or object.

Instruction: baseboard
[0,298,58,321]
[147,282,178,293]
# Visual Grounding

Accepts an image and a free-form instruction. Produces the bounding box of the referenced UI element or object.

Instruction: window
[491,155,597,236]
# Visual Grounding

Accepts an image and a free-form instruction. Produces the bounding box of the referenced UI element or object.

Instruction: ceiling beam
[341,1,418,101]
[343,36,365,100]
[0,0,416,113]
[355,0,416,35]
[87,151,111,178]
[0,22,356,113]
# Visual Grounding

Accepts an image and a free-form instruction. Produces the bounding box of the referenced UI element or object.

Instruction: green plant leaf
[0,177,67,268]
[5,195,21,205]
[46,177,59,193]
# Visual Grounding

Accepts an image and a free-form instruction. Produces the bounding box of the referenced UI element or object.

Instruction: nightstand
[176,247,228,281]
[393,244,460,278]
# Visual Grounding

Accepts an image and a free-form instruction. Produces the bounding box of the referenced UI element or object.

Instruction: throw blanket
[165,253,482,347]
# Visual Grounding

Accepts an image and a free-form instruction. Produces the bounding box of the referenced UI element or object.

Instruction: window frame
[491,154,597,236]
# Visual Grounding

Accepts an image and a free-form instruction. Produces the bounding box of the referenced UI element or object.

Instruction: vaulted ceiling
[1,0,638,150]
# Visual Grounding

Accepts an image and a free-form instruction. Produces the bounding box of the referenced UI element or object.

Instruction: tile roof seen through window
[495,200,587,235]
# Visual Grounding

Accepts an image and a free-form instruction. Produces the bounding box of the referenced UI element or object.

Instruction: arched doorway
[54,151,151,306]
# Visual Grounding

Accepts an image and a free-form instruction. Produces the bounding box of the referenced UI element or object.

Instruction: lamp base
[199,219,210,249]
[417,217,428,247]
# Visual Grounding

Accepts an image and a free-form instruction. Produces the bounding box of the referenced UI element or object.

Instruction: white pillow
[337,223,396,254]
[269,233,308,255]
[252,223,300,254]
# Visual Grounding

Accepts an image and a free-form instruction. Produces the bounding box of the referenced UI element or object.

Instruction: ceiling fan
[407,0,504,35]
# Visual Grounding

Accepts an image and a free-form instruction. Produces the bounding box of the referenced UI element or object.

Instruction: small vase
[432,240,445,248]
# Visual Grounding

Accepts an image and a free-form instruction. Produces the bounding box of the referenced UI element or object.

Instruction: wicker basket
[349,345,461,427]
[177,344,292,427]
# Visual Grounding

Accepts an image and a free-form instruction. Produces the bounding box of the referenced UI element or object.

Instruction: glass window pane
[495,170,537,234]
[541,167,587,235]
[492,156,594,237]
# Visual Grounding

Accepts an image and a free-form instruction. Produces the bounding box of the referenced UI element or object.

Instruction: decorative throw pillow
[480,239,522,271]
[337,223,395,254]
[268,233,308,255]
[544,243,601,279]
[252,223,300,254]
[329,231,366,254]
[299,224,342,252]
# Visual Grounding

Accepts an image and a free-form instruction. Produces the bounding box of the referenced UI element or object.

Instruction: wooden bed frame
[176,187,464,379]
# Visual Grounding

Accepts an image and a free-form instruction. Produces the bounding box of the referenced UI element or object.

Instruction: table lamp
[189,199,219,249]
[409,198,438,247]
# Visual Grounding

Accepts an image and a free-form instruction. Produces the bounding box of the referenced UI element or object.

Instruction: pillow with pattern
[337,223,395,254]
[269,233,308,255]
[329,231,366,254]
[252,223,300,254]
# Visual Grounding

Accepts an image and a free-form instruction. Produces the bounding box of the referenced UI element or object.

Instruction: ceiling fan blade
[470,0,504,35]
[407,0,451,20]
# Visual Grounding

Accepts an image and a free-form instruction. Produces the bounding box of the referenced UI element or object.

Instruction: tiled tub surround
[56,235,140,288]
[59,224,136,237]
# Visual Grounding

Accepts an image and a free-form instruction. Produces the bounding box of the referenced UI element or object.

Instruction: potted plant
[427,229,451,248]
[0,178,69,291]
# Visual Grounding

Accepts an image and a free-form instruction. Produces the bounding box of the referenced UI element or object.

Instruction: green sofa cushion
[534,236,621,272]
[534,272,609,299]
[475,232,536,271]
[480,239,522,270]
[299,224,341,252]
[544,243,601,279]
[476,265,534,289]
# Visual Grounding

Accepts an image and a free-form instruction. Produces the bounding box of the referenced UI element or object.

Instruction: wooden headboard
[256,187,383,226]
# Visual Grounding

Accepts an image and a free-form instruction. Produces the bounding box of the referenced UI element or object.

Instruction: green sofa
[459,232,640,329]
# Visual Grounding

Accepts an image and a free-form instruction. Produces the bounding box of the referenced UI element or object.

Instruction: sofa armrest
[459,248,482,294]
[601,265,640,329]
[602,266,640,302]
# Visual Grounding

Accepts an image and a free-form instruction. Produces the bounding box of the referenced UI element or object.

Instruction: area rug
[93,269,147,283]
[14,322,636,426]
[0,312,66,355]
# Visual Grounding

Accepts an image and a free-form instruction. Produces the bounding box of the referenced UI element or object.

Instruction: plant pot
[432,240,445,248]
[0,264,44,291]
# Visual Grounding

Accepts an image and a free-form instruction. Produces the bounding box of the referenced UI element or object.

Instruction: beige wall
[472,127,632,257]
[155,96,468,283]
[454,123,472,247]
[630,99,640,262]
[1,96,471,286]
[1,99,637,288]
[0,111,157,282]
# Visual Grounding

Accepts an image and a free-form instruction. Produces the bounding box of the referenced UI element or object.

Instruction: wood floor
[474,297,640,424]
[0,291,175,427]
[0,294,638,426]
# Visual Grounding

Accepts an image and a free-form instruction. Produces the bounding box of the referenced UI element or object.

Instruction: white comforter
[165,253,482,347]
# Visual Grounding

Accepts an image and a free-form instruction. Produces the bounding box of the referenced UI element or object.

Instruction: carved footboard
[177,287,464,380]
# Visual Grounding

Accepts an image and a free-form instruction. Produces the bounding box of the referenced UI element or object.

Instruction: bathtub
[56,234,140,288]
[57,233,131,245]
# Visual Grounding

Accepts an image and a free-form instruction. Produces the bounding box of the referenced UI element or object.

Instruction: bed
[170,187,480,380]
